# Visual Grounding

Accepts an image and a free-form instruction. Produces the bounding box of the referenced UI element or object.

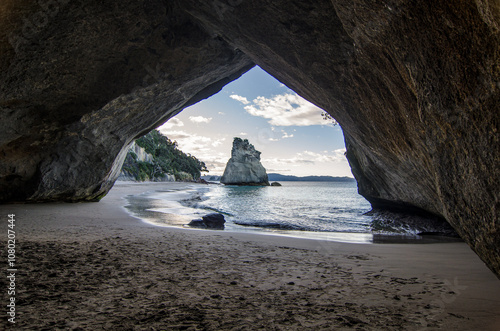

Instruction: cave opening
[120,65,379,242]
[156,65,352,179]
[121,66,459,243]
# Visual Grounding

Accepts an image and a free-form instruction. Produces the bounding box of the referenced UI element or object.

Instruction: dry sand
[1,181,499,330]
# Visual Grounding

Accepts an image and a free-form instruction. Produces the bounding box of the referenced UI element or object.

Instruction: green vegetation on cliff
[121,130,208,181]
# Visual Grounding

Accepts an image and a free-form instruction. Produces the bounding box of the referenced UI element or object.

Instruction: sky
[158,66,353,177]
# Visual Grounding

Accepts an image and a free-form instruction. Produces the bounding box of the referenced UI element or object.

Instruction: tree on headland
[121,130,208,181]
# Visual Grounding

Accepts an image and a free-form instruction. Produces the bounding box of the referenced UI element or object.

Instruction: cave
[1,0,498,278]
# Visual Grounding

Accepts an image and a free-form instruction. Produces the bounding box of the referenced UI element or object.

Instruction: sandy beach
[1,181,499,330]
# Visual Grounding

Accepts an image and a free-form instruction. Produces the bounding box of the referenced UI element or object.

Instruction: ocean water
[194,181,372,232]
[124,181,461,244]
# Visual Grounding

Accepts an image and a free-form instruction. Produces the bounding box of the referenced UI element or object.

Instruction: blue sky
[159,66,353,177]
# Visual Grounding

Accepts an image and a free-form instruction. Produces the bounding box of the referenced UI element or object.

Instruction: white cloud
[266,157,315,165]
[300,149,346,163]
[265,149,346,166]
[269,138,279,142]
[211,138,225,147]
[281,130,294,139]
[159,130,191,140]
[242,93,328,126]
[159,117,184,129]
[158,130,221,153]
[218,112,225,115]
[230,94,250,105]
[239,132,248,136]
[189,116,212,124]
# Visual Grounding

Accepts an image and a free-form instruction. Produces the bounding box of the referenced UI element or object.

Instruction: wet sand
[1,181,499,330]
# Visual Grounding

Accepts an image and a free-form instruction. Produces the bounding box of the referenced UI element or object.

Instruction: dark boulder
[188,213,225,229]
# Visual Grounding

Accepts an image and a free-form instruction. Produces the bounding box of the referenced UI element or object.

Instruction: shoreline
[0,181,499,329]
[123,181,462,245]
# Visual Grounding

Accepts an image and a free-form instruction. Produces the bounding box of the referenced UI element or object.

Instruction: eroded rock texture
[180,0,499,276]
[0,1,498,276]
[221,137,270,186]
[0,0,254,201]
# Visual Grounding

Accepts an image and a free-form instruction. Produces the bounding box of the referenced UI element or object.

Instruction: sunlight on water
[125,181,381,243]
[193,182,373,233]
[124,181,463,244]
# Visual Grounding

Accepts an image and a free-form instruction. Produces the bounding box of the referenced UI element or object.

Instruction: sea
[124,181,461,244]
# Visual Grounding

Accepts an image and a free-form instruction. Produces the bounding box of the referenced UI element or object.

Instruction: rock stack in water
[221,138,270,186]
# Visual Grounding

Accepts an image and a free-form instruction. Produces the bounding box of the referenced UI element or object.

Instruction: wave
[369,210,459,237]
[233,220,311,231]
[198,206,234,217]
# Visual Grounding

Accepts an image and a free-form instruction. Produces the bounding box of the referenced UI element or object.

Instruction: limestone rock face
[0,1,499,276]
[129,142,153,164]
[0,0,254,202]
[221,138,269,186]
[180,0,500,277]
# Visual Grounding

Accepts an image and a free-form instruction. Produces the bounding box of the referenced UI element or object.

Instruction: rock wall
[221,138,269,186]
[0,1,498,276]
[129,142,153,164]
[0,0,254,202]
[180,0,500,277]
[117,142,176,182]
